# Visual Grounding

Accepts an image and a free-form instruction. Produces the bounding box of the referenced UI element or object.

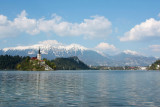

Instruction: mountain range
[0,40,157,66]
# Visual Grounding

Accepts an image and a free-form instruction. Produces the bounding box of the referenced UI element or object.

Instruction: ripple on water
[0,70,160,107]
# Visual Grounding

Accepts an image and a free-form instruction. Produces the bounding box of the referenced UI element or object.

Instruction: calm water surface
[0,70,160,107]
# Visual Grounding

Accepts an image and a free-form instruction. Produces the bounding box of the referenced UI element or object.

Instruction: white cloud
[0,15,8,24]
[0,15,18,38]
[95,42,116,51]
[14,10,39,35]
[123,50,140,55]
[38,15,112,39]
[149,45,160,52]
[0,10,112,39]
[39,40,63,47]
[0,10,39,38]
[120,18,160,41]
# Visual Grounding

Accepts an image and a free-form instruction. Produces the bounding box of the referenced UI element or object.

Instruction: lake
[0,70,160,107]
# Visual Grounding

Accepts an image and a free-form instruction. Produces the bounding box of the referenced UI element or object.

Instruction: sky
[0,0,160,57]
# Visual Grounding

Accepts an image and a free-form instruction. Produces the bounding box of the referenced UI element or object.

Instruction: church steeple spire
[37,47,41,60]
[38,48,41,54]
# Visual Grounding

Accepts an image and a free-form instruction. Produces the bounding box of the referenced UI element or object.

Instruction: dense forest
[0,55,25,70]
[52,56,90,70]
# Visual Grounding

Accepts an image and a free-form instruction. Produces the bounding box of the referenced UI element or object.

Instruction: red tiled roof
[31,57,37,60]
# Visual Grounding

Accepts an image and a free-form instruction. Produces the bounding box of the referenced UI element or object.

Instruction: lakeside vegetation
[0,55,25,70]
[16,56,56,71]
[0,55,55,71]
[148,60,160,70]
[0,55,90,71]
[16,56,45,71]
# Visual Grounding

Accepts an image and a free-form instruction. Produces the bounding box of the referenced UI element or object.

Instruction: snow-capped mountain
[0,40,157,66]
[3,40,87,53]
[2,40,88,58]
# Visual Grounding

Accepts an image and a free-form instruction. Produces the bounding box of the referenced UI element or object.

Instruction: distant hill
[52,56,90,70]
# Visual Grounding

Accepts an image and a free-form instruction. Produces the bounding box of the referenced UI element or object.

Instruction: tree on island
[148,60,160,70]
[17,56,56,71]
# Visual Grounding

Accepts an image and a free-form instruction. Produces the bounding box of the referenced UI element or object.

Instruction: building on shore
[30,48,53,71]
[37,48,41,60]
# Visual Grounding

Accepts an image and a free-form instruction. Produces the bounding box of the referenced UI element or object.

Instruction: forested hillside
[0,55,25,70]
[52,56,90,70]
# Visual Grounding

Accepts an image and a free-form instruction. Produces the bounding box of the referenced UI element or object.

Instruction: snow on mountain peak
[65,44,87,51]
[3,45,36,52]
[123,50,140,55]
[3,40,88,52]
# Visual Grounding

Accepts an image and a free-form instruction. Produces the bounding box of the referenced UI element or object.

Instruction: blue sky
[0,0,160,57]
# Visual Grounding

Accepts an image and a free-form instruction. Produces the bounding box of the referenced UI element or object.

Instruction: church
[31,48,42,61]
[30,48,53,71]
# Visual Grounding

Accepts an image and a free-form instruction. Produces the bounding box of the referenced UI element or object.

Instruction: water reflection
[0,71,160,106]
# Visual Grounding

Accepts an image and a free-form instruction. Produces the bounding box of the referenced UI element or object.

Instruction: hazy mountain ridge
[111,53,157,66]
[0,41,157,66]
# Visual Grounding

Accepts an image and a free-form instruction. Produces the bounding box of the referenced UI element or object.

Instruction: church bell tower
[37,48,41,60]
